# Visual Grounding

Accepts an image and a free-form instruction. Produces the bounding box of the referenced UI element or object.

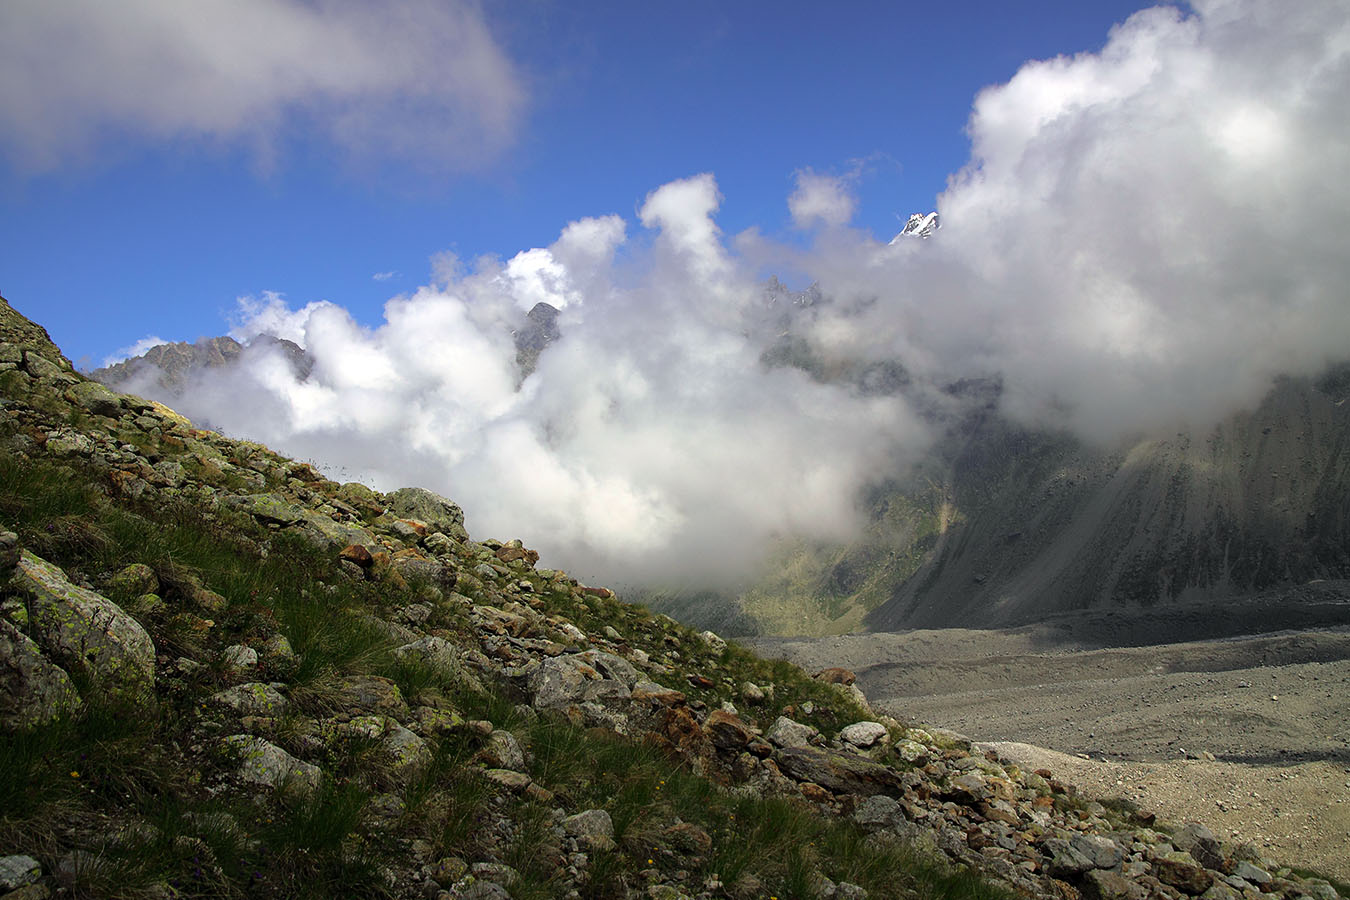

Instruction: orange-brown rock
[799,782,833,803]
[339,544,374,568]
[496,545,540,567]
[703,709,755,751]
[814,667,856,685]
[288,463,324,482]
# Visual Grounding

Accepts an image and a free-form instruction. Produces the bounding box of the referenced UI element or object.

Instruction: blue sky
[2,0,1154,368]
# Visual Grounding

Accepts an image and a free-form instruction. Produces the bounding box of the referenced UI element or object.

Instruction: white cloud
[788,169,857,228]
[122,0,1350,591]
[372,271,397,282]
[170,185,925,588]
[0,0,525,171]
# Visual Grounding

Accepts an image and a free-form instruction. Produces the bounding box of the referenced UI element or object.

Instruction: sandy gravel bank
[750,603,1350,882]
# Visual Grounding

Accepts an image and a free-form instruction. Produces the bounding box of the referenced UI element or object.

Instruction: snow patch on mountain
[889,212,940,242]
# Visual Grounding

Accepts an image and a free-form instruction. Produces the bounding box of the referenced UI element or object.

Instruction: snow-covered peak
[889,212,940,243]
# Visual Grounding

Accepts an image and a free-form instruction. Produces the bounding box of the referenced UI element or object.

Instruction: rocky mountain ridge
[91,334,313,398]
[3,295,1347,899]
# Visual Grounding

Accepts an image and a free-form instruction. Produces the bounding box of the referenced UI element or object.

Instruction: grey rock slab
[221,734,321,794]
[852,794,905,830]
[1233,862,1272,885]
[13,550,154,698]
[66,381,124,417]
[774,746,904,797]
[0,855,41,891]
[478,731,525,771]
[1303,882,1340,900]
[531,650,639,709]
[0,617,82,728]
[1173,822,1224,870]
[43,430,93,456]
[294,508,371,550]
[211,682,289,716]
[390,556,447,584]
[839,721,888,748]
[223,493,307,525]
[1071,833,1125,870]
[1083,869,1149,900]
[394,636,462,673]
[1045,838,1096,876]
[24,351,64,381]
[766,715,818,749]
[381,720,432,780]
[1200,883,1242,900]
[562,808,615,851]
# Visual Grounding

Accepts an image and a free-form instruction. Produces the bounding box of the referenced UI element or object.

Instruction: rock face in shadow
[513,302,560,380]
[866,371,1350,630]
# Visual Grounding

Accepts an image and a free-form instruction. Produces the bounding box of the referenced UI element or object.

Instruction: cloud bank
[0,0,524,171]
[117,0,1350,589]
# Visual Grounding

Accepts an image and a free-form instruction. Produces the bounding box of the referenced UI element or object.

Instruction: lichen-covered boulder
[223,493,306,525]
[211,682,288,716]
[380,720,432,780]
[221,735,321,794]
[65,381,124,417]
[333,675,408,718]
[12,550,154,699]
[106,563,158,600]
[0,618,82,728]
[294,508,371,550]
[385,487,468,540]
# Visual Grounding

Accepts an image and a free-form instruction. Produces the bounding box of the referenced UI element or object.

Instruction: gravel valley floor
[751,589,1350,881]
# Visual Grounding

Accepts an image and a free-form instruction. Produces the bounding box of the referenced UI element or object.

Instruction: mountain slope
[868,372,1350,630]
